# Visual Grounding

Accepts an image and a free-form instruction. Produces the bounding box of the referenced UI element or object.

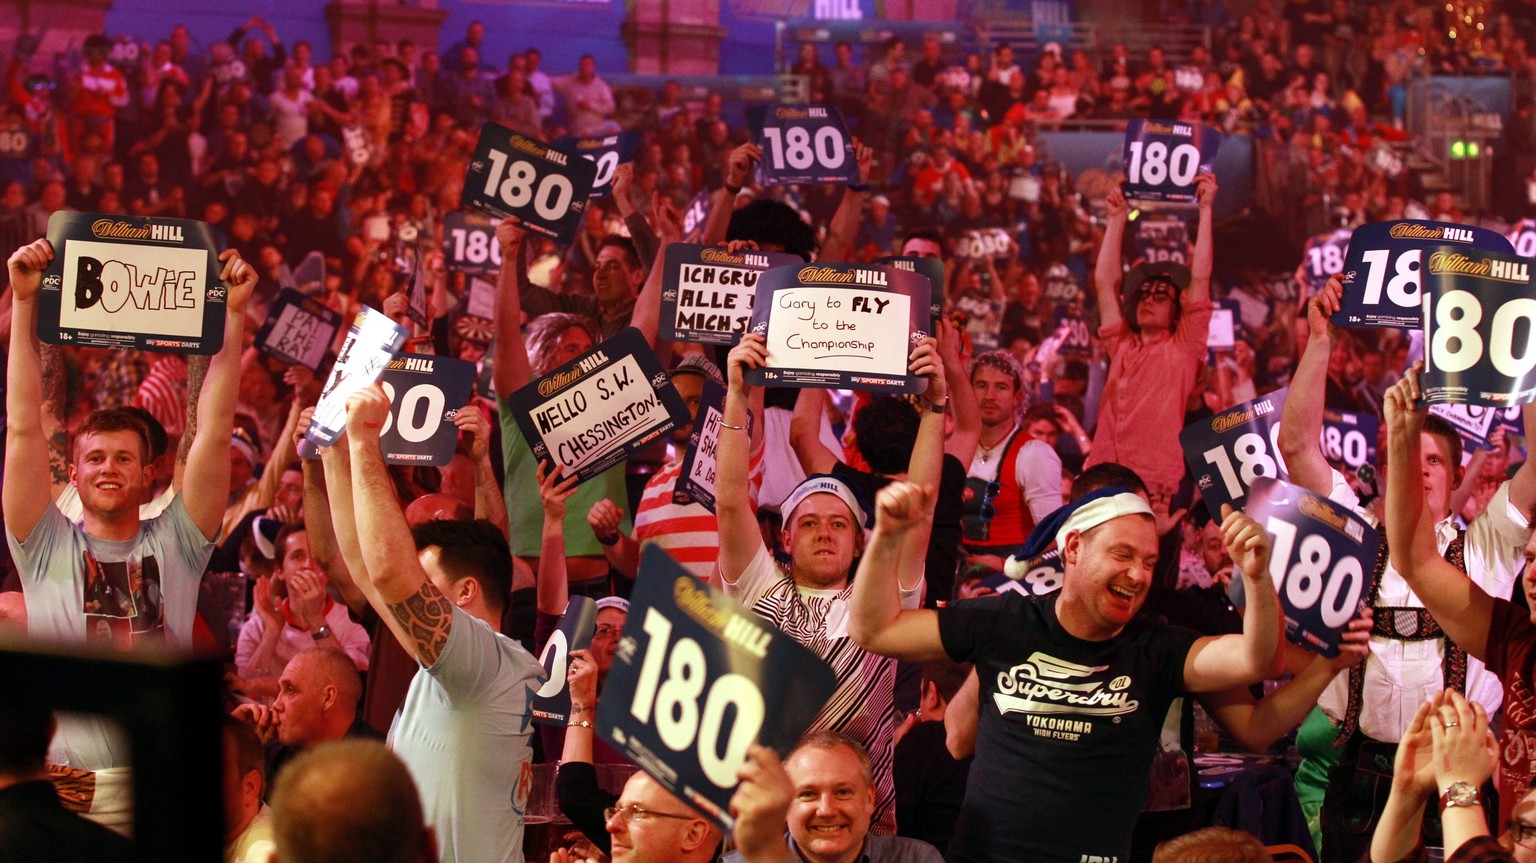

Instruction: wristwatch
[312,624,332,642]
[923,395,949,415]
[1440,781,1481,810]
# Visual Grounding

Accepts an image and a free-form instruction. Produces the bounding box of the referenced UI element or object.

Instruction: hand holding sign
[1421,246,1536,406]
[1382,361,1429,447]
[1219,502,1272,586]
[344,382,392,437]
[8,238,52,303]
[1332,221,1515,330]
[538,459,582,521]
[1121,119,1221,203]
[726,142,761,192]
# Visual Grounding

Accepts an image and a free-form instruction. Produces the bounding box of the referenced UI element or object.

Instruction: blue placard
[981,549,1065,598]
[745,262,931,393]
[597,545,838,830]
[1508,218,1536,258]
[876,255,946,322]
[1421,246,1536,407]
[376,353,476,467]
[659,244,803,346]
[747,104,859,187]
[531,596,598,726]
[1331,221,1514,330]
[39,211,229,354]
[1132,213,1190,267]
[462,123,596,243]
[1298,228,1352,298]
[506,328,690,484]
[681,189,712,240]
[1181,388,1290,519]
[1320,408,1379,473]
[1121,119,1221,203]
[553,131,640,199]
[676,380,727,511]
[255,288,342,371]
[1241,476,1378,658]
[1052,305,1092,355]
[441,211,503,276]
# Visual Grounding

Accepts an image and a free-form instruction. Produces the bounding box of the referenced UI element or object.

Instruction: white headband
[1054,492,1153,551]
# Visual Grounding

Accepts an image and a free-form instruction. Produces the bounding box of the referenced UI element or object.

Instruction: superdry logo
[994,652,1140,720]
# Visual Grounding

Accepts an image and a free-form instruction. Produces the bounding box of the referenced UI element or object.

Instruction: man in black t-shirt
[849,486,1281,863]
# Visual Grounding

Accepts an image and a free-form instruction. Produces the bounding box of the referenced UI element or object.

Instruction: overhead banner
[876,255,945,322]
[376,353,476,466]
[506,327,690,484]
[744,263,929,393]
[747,104,859,187]
[676,381,727,511]
[442,211,503,276]
[1332,220,1514,330]
[659,244,802,346]
[553,131,639,198]
[1121,119,1220,203]
[255,289,342,371]
[462,123,596,242]
[598,545,838,831]
[1421,246,1536,407]
[40,212,228,354]
[531,596,597,727]
[304,307,411,447]
[1181,388,1289,519]
[1240,477,1379,658]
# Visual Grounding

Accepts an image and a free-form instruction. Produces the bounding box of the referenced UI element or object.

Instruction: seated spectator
[222,715,275,863]
[269,739,436,863]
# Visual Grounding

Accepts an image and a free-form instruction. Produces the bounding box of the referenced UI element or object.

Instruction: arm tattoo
[178,354,211,465]
[40,346,71,488]
[47,431,70,488]
[387,580,454,666]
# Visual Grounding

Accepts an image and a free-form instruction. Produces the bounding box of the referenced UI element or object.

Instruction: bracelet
[847,182,870,192]
[596,532,620,547]
[311,624,332,642]
[922,395,949,415]
[568,719,594,729]
[719,420,748,431]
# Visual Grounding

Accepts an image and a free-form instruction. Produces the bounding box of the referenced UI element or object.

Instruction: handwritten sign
[377,353,475,466]
[876,255,945,321]
[305,306,410,447]
[506,328,690,484]
[1181,388,1289,518]
[531,596,597,726]
[677,381,727,511]
[255,289,342,370]
[747,104,859,187]
[1428,402,1497,460]
[1121,119,1221,203]
[745,263,930,393]
[553,131,639,198]
[442,211,502,276]
[659,244,801,346]
[1421,245,1536,407]
[598,545,838,831]
[462,123,595,242]
[40,212,228,354]
[1332,221,1514,330]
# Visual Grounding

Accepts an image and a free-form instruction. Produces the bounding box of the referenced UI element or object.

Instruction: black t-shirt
[895,719,972,857]
[938,592,1200,863]
[832,454,967,606]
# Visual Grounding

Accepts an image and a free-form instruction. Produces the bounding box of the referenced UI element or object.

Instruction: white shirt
[967,424,1065,523]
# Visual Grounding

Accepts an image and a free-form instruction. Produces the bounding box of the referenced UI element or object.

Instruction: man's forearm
[348,434,420,600]
[1236,571,1281,679]
[474,455,508,536]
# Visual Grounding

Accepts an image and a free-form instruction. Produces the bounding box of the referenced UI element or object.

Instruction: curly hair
[526,312,600,377]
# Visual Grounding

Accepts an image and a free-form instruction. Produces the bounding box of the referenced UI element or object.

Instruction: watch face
[1445,781,1479,807]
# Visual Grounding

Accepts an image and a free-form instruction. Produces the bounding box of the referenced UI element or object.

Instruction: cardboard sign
[1298,228,1352,298]
[745,263,930,393]
[1206,300,1240,351]
[462,123,596,242]
[506,328,690,484]
[1332,221,1514,330]
[1052,305,1093,355]
[531,596,597,726]
[1428,402,1497,458]
[659,244,802,346]
[748,104,859,187]
[953,228,1012,260]
[1133,214,1189,267]
[1173,66,1205,93]
[875,255,945,321]
[1320,408,1378,473]
[341,124,372,167]
[981,549,1065,599]
[442,211,503,276]
[1121,119,1221,203]
[255,289,342,370]
[39,212,228,354]
[1181,388,1289,518]
[1507,217,1536,258]
[553,131,639,198]
[1421,245,1536,407]
[406,256,428,328]
[305,306,411,447]
[597,545,838,831]
[676,381,727,511]
[682,190,712,239]
[281,251,326,297]
[376,353,475,466]
[1241,477,1379,658]
[463,275,497,321]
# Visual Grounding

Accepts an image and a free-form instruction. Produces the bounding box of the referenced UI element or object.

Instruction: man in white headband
[849,483,1280,863]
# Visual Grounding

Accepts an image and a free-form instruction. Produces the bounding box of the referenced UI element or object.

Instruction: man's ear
[1062,530,1082,567]
[321,683,338,712]
[680,819,712,853]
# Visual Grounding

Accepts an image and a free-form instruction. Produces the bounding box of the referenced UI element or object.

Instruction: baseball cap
[780,474,872,531]
[669,354,724,387]
[595,596,630,614]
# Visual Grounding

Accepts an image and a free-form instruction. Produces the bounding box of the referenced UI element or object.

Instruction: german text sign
[1332,221,1514,330]
[598,546,838,831]
[1181,388,1289,518]
[462,123,595,242]
[748,104,859,187]
[1421,246,1536,407]
[40,212,228,353]
[745,263,930,393]
[1121,119,1220,203]
[507,328,690,484]
[660,244,801,346]
[255,289,342,371]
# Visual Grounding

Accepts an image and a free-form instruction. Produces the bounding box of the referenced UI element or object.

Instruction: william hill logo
[775,106,822,120]
[700,249,746,266]
[91,220,149,240]
[797,266,886,286]
[1211,397,1274,433]
[1390,223,1474,243]
[1428,251,1530,283]
[536,350,609,397]
[509,134,564,165]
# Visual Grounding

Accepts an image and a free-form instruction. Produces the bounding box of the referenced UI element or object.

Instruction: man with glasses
[1084,174,1218,503]
[605,772,722,863]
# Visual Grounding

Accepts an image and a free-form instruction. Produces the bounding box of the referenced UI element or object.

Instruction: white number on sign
[1127,140,1200,187]
[378,382,446,443]
[584,150,621,188]
[630,608,765,788]
[1023,564,1063,596]
[1265,517,1365,628]
[1320,426,1368,468]
[483,149,576,221]
[1514,230,1536,259]
[1430,290,1536,378]
[1202,431,1280,499]
[1146,246,1187,265]
[762,125,846,172]
[450,228,502,267]
[0,129,28,155]
[1358,248,1420,308]
[1307,243,1343,279]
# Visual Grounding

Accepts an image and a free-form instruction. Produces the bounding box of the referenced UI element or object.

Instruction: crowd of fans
[5,3,1536,863]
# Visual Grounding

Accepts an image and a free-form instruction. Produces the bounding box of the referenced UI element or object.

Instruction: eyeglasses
[1508,820,1536,846]
[605,804,695,824]
[1137,284,1175,303]
[594,624,622,638]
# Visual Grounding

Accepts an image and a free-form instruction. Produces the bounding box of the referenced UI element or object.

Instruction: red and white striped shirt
[136,355,189,438]
[633,443,763,584]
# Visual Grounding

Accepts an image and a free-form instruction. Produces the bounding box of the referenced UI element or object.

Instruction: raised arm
[1508,395,1536,516]
[4,239,56,542]
[847,482,947,662]
[536,461,579,617]
[789,389,839,475]
[181,250,258,540]
[629,193,684,350]
[1093,186,1128,331]
[938,318,980,464]
[944,669,980,759]
[1187,172,1216,305]
[1383,364,1495,660]
[454,406,508,537]
[1183,504,1280,692]
[818,139,872,263]
[344,383,453,665]
[1275,276,1343,497]
[901,336,949,592]
[40,345,73,499]
[716,334,770,582]
[491,221,533,398]
[701,143,759,246]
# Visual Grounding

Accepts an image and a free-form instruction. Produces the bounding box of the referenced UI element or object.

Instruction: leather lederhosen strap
[1335,531,1468,746]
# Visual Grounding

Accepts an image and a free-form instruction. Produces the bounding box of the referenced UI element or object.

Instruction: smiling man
[849,482,1281,863]
[778,732,941,863]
